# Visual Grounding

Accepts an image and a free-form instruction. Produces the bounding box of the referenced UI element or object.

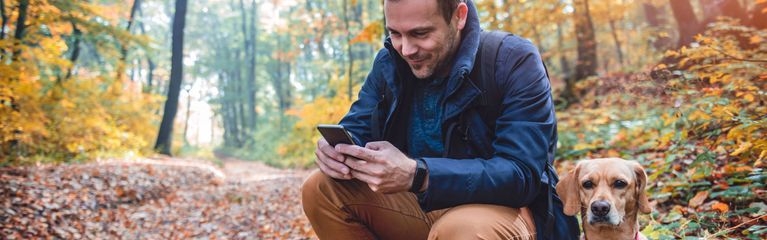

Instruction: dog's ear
[556,163,582,216]
[632,161,652,214]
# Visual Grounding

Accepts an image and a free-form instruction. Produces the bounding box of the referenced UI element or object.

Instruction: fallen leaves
[688,190,709,208]
[0,159,316,239]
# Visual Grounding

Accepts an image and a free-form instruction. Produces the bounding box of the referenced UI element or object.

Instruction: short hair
[387,0,465,23]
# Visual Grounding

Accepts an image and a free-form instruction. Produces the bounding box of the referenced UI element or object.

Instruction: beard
[409,24,460,80]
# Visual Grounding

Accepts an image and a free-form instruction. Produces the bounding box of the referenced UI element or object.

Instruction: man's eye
[582,180,594,189]
[614,180,627,189]
[413,31,428,38]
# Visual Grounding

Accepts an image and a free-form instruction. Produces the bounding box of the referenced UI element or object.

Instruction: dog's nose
[591,201,611,217]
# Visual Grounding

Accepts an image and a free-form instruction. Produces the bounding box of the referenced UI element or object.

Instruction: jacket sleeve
[420,37,556,211]
[338,50,392,144]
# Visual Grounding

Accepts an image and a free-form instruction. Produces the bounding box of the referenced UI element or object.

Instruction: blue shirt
[408,77,447,158]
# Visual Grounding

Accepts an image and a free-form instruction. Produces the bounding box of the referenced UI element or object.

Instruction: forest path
[0,156,318,239]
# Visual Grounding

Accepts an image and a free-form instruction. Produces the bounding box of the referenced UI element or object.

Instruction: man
[302,0,579,239]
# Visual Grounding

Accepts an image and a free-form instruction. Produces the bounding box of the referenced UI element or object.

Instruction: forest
[1,0,766,239]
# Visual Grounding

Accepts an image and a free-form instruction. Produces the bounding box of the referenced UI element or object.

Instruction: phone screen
[317,124,355,146]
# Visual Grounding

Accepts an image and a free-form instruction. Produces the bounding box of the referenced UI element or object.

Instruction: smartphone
[317,124,356,147]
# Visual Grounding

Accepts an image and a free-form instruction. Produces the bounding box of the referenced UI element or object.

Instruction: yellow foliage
[1,0,159,164]
[350,21,384,45]
[280,73,357,167]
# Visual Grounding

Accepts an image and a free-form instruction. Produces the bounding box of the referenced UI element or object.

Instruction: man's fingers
[318,138,345,161]
[336,144,378,162]
[364,141,391,150]
[350,170,381,192]
[344,157,364,170]
[315,149,352,179]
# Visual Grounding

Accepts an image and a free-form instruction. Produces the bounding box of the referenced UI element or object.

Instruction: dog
[556,158,651,240]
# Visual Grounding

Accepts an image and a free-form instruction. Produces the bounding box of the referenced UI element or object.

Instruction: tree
[643,2,673,50]
[752,1,767,29]
[561,0,598,104]
[670,0,702,48]
[1,0,8,40]
[12,0,29,61]
[574,0,597,81]
[699,0,747,24]
[155,0,189,155]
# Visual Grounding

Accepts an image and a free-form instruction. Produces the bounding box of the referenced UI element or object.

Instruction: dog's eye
[582,180,594,189]
[614,180,627,189]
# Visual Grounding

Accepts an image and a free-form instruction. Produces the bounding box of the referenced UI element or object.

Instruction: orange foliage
[1,1,159,164]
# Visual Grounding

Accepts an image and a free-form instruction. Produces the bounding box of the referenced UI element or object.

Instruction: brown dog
[556,158,651,240]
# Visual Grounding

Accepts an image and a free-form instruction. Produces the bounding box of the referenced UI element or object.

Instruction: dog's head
[556,158,651,227]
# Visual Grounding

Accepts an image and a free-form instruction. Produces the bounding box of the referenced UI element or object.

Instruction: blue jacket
[339,2,578,239]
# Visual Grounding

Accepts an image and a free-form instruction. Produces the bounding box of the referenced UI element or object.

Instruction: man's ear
[556,163,582,216]
[632,161,652,214]
[454,2,468,30]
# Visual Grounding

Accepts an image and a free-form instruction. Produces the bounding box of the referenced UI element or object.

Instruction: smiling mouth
[408,59,425,65]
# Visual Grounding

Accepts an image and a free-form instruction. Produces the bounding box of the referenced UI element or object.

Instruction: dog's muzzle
[588,200,617,225]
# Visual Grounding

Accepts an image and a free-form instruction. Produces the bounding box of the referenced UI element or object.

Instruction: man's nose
[401,37,417,57]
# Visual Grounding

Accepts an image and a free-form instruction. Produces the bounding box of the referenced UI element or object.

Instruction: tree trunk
[1,0,8,40]
[699,0,746,24]
[574,0,597,81]
[154,0,188,155]
[12,0,29,61]
[248,0,258,130]
[117,0,142,82]
[63,21,82,82]
[643,3,672,50]
[137,9,156,93]
[608,19,624,66]
[183,87,192,146]
[750,2,767,29]
[669,0,701,48]
[343,0,354,100]
[557,24,571,80]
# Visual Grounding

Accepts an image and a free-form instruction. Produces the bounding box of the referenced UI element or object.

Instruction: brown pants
[301,170,536,240]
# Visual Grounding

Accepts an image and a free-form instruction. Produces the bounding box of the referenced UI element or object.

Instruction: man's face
[385,0,467,79]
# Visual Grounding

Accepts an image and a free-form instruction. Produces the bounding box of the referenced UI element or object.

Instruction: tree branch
[714,48,767,63]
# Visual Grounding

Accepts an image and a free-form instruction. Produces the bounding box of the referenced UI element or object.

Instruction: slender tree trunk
[643,3,672,50]
[248,0,258,130]
[147,58,156,92]
[343,0,354,100]
[608,19,624,66]
[1,0,8,40]
[183,87,192,146]
[63,21,82,82]
[155,0,188,155]
[670,0,701,48]
[117,0,141,81]
[557,24,571,80]
[12,0,29,61]
[574,0,597,80]
[137,8,156,93]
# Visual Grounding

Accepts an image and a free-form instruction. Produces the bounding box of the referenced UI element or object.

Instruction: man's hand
[336,141,417,193]
[315,138,353,180]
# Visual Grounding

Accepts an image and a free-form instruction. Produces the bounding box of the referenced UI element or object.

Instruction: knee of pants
[301,170,331,210]
[429,215,490,239]
[428,205,535,240]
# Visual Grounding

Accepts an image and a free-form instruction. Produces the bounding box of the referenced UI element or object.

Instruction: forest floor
[0,156,317,239]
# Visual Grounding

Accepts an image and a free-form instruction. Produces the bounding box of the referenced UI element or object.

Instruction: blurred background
[0,0,766,238]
